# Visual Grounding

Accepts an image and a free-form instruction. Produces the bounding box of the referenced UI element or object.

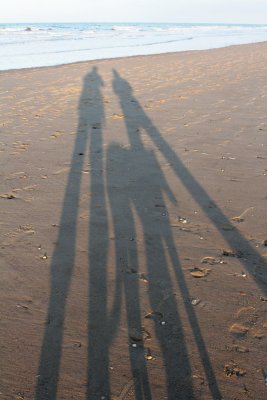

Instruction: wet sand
[0,43,267,400]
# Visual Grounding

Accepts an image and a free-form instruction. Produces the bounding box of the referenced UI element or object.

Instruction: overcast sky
[1,0,267,24]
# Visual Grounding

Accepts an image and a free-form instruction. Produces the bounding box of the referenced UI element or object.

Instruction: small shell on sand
[112,113,124,120]
[229,323,249,337]
[190,267,210,278]
[232,216,244,222]
[201,256,222,265]
[0,193,16,199]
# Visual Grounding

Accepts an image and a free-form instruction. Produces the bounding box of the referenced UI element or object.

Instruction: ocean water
[1,22,267,70]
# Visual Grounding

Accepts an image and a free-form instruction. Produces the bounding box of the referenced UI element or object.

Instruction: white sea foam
[112,25,141,31]
[0,22,267,70]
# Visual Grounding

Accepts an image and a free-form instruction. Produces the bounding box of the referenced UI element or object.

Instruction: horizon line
[1,21,267,25]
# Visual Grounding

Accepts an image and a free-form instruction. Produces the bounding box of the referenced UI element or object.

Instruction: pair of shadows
[35,67,266,400]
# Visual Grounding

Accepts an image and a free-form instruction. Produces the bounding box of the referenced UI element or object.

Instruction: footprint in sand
[229,306,258,339]
[12,141,31,153]
[10,185,37,197]
[52,167,70,175]
[50,130,65,139]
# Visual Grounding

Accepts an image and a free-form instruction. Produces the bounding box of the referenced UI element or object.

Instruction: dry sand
[0,43,267,400]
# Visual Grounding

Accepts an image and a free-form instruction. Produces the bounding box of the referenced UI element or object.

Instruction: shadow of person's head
[112,69,132,96]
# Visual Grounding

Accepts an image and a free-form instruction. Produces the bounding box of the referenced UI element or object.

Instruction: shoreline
[0,40,266,74]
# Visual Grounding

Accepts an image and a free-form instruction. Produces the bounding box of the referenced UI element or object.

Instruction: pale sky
[1,0,267,24]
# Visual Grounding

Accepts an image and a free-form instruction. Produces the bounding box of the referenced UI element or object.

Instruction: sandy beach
[0,42,267,400]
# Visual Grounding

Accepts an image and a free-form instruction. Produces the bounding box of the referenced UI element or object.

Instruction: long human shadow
[110,70,227,400]
[108,71,220,400]
[35,67,110,399]
[111,68,267,398]
[86,69,110,399]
